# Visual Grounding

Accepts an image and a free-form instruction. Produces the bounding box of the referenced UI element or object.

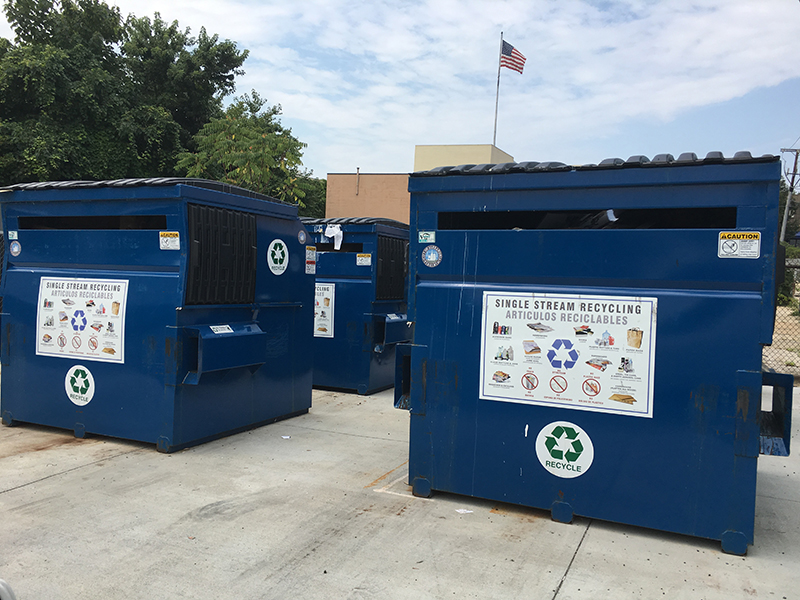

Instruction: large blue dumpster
[0,178,314,452]
[396,152,793,555]
[302,217,410,395]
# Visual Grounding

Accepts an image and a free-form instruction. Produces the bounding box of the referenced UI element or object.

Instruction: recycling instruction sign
[36,277,128,364]
[480,290,657,418]
[65,364,95,406]
[535,421,594,478]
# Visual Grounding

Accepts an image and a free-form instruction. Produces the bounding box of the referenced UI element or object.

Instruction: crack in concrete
[281,422,407,444]
[551,520,591,600]
[0,449,143,495]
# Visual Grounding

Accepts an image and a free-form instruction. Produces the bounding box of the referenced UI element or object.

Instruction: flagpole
[493,31,503,147]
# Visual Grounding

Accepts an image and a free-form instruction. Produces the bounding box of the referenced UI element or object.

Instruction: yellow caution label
[719,232,760,241]
[718,231,760,259]
[159,231,181,250]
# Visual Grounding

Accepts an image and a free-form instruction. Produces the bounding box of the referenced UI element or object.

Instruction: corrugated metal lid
[0,177,285,204]
[301,217,409,229]
[411,151,778,176]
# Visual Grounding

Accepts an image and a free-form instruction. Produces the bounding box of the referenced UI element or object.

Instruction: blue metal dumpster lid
[410,151,778,176]
[300,217,409,230]
[0,177,286,204]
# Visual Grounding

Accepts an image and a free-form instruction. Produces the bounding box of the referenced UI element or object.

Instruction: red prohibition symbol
[72,336,82,349]
[550,375,568,394]
[88,337,98,351]
[521,373,538,390]
[582,378,601,397]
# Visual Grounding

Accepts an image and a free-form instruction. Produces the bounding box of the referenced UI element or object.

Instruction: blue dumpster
[396,152,793,555]
[0,178,314,452]
[302,217,410,394]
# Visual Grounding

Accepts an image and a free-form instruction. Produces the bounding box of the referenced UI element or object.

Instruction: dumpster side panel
[410,280,762,541]
[311,278,373,391]
[1,268,181,441]
[1,180,313,450]
[307,220,409,394]
[165,209,313,450]
[0,195,185,441]
[404,157,783,550]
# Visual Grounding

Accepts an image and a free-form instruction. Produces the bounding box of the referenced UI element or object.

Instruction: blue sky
[2,0,800,179]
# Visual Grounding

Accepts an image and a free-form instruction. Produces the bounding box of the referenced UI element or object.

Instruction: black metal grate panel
[376,235,407,301]
[186,204,256,305]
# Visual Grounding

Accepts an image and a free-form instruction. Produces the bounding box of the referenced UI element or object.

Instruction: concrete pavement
[1,388,798,599]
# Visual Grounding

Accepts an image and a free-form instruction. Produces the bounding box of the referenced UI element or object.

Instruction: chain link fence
[763,258,800,381]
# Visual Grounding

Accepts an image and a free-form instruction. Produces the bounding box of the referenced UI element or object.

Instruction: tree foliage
[0,0,247,184]
[778,179,799,304]
[122,13,246,152]
[296,175,326,217]
[779,178,799,241]
[178,91,322,208]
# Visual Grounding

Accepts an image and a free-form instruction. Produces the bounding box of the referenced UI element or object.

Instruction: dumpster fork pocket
[181,323,268,385]
[760,369,793,456]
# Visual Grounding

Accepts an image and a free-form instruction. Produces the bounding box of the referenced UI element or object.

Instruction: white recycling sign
[479,291,657,418]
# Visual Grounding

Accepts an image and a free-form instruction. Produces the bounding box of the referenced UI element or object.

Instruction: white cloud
[2,0,800,174]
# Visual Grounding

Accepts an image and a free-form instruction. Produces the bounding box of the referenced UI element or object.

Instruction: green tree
[779,178,799,241]
[122,13,247,152]
[296,175,326,217]
[177,91,313,206]
[0,0,130,181]
[778,178,800,304]
[0,0,247,183]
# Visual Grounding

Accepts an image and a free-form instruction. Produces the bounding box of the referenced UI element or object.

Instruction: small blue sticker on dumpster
[422,245,442,268]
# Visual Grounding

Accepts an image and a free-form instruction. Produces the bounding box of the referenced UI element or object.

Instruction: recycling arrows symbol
[270,242,286,265]
[71,309,87,332]
[69,368,91,395]
[547,338,579,370]
[544,425,584,463]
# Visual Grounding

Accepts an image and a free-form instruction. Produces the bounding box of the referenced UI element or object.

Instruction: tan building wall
[326,173,410,224]
[325,145,514,224]
[413,144,514,172]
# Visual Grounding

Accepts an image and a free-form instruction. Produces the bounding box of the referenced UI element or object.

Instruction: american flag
[500,40,526,74]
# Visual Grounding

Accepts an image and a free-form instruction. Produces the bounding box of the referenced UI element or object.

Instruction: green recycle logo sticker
[267,239,289,275]
[69,368,91,395]
[544,425,584,463]
[271,242,286,265]
[65,364,95,406]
